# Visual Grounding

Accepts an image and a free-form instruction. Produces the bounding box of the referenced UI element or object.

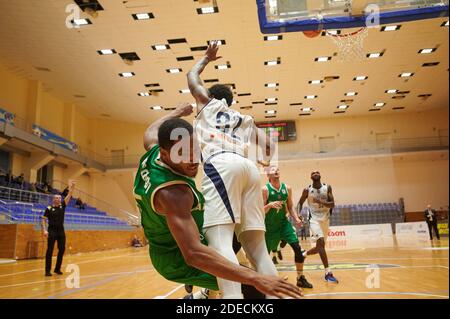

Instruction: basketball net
[325,28,368,62]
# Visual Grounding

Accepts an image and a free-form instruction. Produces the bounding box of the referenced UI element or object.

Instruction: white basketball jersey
[307,183,330,221]
[194,98,254,162]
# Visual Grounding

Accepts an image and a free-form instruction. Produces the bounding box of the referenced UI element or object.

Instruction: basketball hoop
[325,27,368,62]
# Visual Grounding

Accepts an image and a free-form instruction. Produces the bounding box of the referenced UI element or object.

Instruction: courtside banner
[395,221,429,237]
[327,224,393,239]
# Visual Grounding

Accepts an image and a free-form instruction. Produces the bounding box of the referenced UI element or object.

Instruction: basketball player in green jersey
[133,102,302,299]
[263,166,313,289]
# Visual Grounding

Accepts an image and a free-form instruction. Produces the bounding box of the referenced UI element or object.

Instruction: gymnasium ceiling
[0,0,448,124]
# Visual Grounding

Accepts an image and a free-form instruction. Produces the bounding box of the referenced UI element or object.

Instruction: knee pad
[290,242,305,263]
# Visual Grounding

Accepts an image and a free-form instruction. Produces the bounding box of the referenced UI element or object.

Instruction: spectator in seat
[131,235,143,248]
[14,173,25,186]
[75,197,85,210]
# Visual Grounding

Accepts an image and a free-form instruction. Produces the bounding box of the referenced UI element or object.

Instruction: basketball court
[0,0,448,300]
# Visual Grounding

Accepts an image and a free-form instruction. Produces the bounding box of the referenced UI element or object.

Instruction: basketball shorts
[150,247,218,290]
[265,219,299,252]
[309,218,330,242]
[202,152,266,238]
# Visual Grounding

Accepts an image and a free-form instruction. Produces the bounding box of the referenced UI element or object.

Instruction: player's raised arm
[187,41,222,108]
[155,184,302,299]
[252,123,277,165]
[143,103,193,151]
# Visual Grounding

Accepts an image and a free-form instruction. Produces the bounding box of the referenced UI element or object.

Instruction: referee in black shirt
[41,180,75,276]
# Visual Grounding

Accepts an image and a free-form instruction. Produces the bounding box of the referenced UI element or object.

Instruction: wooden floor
[0,236,448,299]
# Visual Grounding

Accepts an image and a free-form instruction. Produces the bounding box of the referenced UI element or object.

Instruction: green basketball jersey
[133,145,206,253]
[265,182,289,228]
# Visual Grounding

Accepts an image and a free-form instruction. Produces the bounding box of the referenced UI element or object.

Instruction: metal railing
[0,199,134,230]
[52,180,140,226]
[0,184,140,226]
[276,135,449,161]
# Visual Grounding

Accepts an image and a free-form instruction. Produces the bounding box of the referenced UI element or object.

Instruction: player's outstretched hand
[205,40,222,61]
[175,102,194,117]
[254,275,303,299]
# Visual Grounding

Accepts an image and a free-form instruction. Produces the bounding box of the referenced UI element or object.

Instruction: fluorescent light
[208,40,226,46]
[309,80,322,84]
[337,105,348,110]
[73,19,91,26]
[400,72,413,78]
[167,68,182,73]
[264,35,282,41]
[327,30,339,35]
[381,25,400,31]
[232,101,238,105]
[265,110,276,114]
[374,102,385,107]
[386,89,398,94]
[216,64,229,70]
[119,72,135,77]
[301,107,313,112]
[266,60,278,66]
[153,44,169,51]
[354,76,367,81]
[315,56,331,62]
[305,95,317,99]
[138,92,150,96]
[419,48,436,54]
[345,91,357,96]
[151,106,163,110]
[367,52,382,58]
[179,89,190,94]
[135,13,152,20]
[266,98,277,102]
[98,49,115,55]
[197,7,219,14]
[265,83,278,88]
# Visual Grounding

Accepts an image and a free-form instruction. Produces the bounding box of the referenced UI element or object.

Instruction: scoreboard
[255,121,297,142]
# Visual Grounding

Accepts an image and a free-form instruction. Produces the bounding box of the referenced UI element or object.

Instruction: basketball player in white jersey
[187,41,285,298]
[297,171,338,283]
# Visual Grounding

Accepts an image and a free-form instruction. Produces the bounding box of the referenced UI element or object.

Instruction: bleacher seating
[0,180,133,230]
[300,201,404,226]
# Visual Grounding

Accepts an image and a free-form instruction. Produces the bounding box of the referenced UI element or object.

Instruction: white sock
[297,270,304,278]
[192,288,209,299]
[325,267,331,274]
[302,251,308,257]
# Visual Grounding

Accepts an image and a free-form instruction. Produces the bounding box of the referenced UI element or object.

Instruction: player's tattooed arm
[287,185,302,226]
[262,186,280,213]
[297,188,309,215]
[187,41,222,109]
[143,103,193,151]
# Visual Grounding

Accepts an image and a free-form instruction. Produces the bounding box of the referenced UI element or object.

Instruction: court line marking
[0,251,148,278]
[303,291,449,298]
[0,268,153,289]
[45,265,152,299]
[276,264,448,272]
[153,284,185,299]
